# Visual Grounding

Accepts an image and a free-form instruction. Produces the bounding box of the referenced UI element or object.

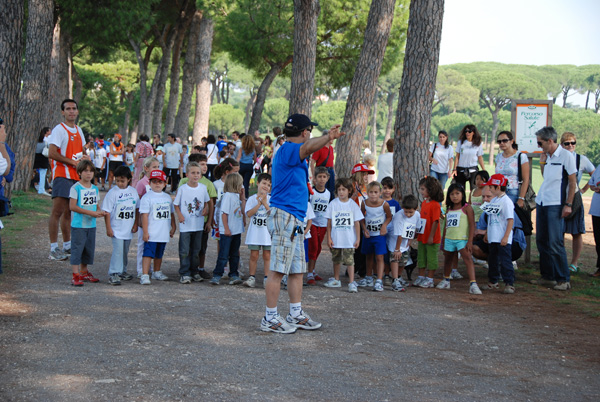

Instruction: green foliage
[261,98,289,130]
[552,107,600,160]
[209,104,244,135]
[312,100,347,130]
[431,113,473,142]
[470,108,511,137]
[435,68,479,112]
[586,136,600,167]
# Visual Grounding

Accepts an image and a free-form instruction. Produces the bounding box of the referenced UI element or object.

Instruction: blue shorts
[361,235,387,255]
[444,239,468,252]
[143,242,167,259]
[304,239,309,263]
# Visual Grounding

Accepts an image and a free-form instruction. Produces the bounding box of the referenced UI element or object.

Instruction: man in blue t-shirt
[216,135,228,153]
[261,114,345,334]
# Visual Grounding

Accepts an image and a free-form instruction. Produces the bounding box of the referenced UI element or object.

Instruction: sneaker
[180,275,192,284]
[324,278,341,288]
[119,272,134,281]
[503,284,515,294]
[473,257,487,266]
[553,281,571,291]
[356,278,368,287]
[151,271,169,281]
[63,248,71,255]
[412,277,424,287]
[229,275,243,285]
[108,273,121,286]
[366,276,375,287]
[482,262,489,269]
[373,279,384,292]
[210,275,221,285]
[198,269,212,280]
[512,261,519,271]
[71,273,83,286]
[383,275,392,286]
[285,312,322,330]
[419,278,434,288]
[140,274,151,285]
[481,282,499,290]
[436,279,451,289]
[243,276,256,288]
[49,248,68,261]
[80,271,99,283]
[392,278,405,292]
[450,269,463,280]
[469,283,482,295]
[306,278,317,286]
[260,314,297,334]
[348,282,358,293]
[568,264,579,273]
[530,277,557,287]
[398,277,409,288]
[314,274,323,281]
[191,274,203,282]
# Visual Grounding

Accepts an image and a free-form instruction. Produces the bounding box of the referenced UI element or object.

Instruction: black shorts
[51,177,77,199]
[96,167,107,179]
[109,161,123,173]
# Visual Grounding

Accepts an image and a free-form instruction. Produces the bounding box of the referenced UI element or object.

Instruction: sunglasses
[537,141,544,147]
[496,138,510,144]
[464,129,473,133]
[562,141,576,146]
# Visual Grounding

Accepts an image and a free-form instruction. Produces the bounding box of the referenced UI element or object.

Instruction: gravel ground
[1,193,599,401]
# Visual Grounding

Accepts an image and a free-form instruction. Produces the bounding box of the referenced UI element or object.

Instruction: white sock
[63,241,71,250]
[307,272,314,279]
[265,307,277,321]
[290,302,302,318]
[51,242,58,252]
[199,267,205,271]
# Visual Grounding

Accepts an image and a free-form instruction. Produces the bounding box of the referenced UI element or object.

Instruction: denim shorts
[444,239,468,252]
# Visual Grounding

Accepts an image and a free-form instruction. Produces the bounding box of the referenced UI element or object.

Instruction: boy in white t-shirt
[174,162,210,284]
[481,174,515,294]
[102,166,140,285]
[325,178,364,293]
[243,173,272,288]
[139,170,176,285]
[306,166,331,285]
[388,195,421,292]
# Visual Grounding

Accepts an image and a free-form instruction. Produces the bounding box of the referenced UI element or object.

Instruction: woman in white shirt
[494,130,530,207]
[451,125,485,192]
[428,130,454,190]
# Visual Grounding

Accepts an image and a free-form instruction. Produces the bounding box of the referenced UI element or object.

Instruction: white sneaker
[450,269,463,279]
[469,283,482,295]
[151,271,169,281]
[436,279,451,289]
[413,277,424,287]
[324,278,342,288]
[260,314,297,334]
[418,278,434,288]
[243,276,256,288]
[348,282,358,293]
[512,261,518,270]
[373,279,384,292]
[472,257,487,266]
[366,276,375,287]
[140,274,151,285]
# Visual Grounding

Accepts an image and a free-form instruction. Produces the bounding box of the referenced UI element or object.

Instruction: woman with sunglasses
[451,125,485,192]
[560,132,595,273]
[494,131,530,207]
[429,130,454,189]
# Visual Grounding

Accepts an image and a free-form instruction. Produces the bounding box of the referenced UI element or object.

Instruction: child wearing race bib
[326,178,364,293]
[351,163,371,279]
[307,166,332,285]
[125,143,135,172]
[388,195,421,292]
[211,173,246,285]
[358,181,393,292]
[174,162,211,284]
[415,176,445,288]
[244,173,272,288]
[135,157,160,278]
[467,170,490,270]
[381,176,401,285]
[438,183,482,295]
[211,158,240,242]
[481,174,516,294]
[139,170,176,285]
[102,166,139,285]
[69,160,105,286]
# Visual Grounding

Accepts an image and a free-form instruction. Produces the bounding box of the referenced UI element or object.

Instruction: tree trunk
[368,90,378,158]
[152,28,177,136]
[585,89,590,110]
[130,38,149,136]
[488,108,500,165]
[595,89,600,113]
[72,61,83,105]
[192,18,214,144]
[393,0,444,200]
[245,89,257,133]
[380,91,396,154]
[122,92,134,142]
[9,0,54,192]
[289,0,320,117]
[174,10,202,140]
[336,0,396,179]
[248,59,291,136]
[562,86,570,107]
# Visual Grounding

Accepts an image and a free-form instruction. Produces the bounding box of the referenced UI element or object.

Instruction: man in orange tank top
[47,99,88,261]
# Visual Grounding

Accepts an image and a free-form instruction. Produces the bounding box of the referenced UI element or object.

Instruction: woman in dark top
[33,127,51,196]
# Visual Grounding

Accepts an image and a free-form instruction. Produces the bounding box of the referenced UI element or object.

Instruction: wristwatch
[565,202,573,207]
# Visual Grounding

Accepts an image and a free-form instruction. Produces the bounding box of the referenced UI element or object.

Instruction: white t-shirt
[325,198,364,249]
[377,152,394,181]
[430,143,455,174]
[219,192,244,235]
[483,194,514,244]
[125,151,135,165]
[94,147,107,169]
[102,186,140,240]
[163,142,183,169]
[304,202,315,239]
[0,153,6,176]
[310,188,331,227]
[49,123,86,161]
[174,183,210,233]
[206,144,219,164]
[387,210,421,252]
[213,179,225,223]
[139,190,174,243]
[456,140,484,168]
[570,152,595,183]
[245,194,271,246]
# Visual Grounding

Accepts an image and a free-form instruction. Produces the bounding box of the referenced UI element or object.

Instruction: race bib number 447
[153,203,171,220]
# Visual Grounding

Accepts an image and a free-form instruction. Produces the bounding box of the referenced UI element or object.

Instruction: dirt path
[1,193,599,401]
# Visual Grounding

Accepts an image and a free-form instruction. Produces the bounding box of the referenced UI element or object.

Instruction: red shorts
[308,225,327,261]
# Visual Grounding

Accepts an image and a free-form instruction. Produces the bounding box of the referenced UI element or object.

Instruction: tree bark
[289,0,320,117]
[0,0,25,132]
[393,0,444,200]
[47,19,72,126]
[336,0,396,179]
[130,38,149,136]
[368,90,378,157]
[152,27,177,136]
[380,90,396,154]
[192,17,214,144]
[245,89,257,133]
[9,0,54,192]
[174,10,203,140]
[248,59,292,136]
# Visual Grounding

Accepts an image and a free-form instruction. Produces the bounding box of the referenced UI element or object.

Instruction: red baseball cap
[484,173,508,187]
[150,170,167,182]
[351,163,375,175]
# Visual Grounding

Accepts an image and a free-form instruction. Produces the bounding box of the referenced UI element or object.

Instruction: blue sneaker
[229,275,243,285]
[210,275,221,285]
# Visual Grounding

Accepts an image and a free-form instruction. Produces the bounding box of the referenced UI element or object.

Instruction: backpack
[514,205,533,236]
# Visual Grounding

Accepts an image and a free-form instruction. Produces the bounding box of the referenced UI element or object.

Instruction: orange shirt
[417,199,441,244]
[50,123,85,181]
